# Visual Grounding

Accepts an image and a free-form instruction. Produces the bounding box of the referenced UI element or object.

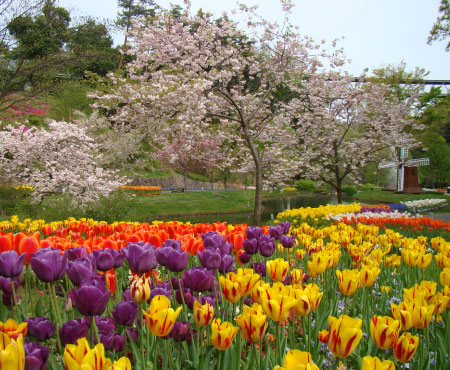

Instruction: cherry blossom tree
[0,120,126,204]
[283,72,420,203]
[91,1,336,224]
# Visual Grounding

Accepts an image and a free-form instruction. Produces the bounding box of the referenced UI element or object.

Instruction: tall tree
[92,2,328,225]
[285,72,420,203]
[428,0,450,51]
[116,0,157,70]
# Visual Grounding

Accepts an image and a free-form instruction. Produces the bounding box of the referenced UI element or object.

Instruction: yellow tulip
[361,356,395,370]
[210,318,239,350]
[416,253,432,269]
[360,264,380,287]
[0,333,24,370]
[112,357,132,370]
[258,286,297,322]
[290,285,312,317]
[393,332,419,363]
[391,302,413,331]
[307,252,329,278]
[370,315,401,350]
[305,283,323,312]
[63,337,91,370]
[336,269,360,296]
[430,292,450,315]
[81,342,113,370]
[326,315,363,358]
[232,269,260,296]
[234,303,268,342]
[219,275,243,304]
[143,295,182,337]
[193,300,214,327]
[401,249,419,267]
[410,299,434,329]
[266,258,290,283]
[440,268,450,286]
[290,269,306,285]
[384,254,401,268]
[274,349,319,370]
[251,280,270,305]
[0,319,27,340]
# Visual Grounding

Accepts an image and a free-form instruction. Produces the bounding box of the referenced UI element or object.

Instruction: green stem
[139,303,145,368]
[51,283,63,326]
[47,283,62,352]
[90,315,100,347]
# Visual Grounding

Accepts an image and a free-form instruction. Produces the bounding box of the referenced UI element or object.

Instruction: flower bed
[120,185,162,196]
[0,204,449,369]
[401,198,448,213]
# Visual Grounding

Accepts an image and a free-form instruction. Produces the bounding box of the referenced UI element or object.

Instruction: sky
[58,0,450,81]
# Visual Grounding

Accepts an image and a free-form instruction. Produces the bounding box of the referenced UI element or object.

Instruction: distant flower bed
[120,185,162,196]
[401,198,448,212]
[282,187,296,192]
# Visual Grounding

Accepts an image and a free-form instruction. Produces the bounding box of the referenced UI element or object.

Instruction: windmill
[378,145,429,193]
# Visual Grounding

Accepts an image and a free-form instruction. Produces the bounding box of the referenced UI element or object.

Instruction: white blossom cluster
[327,210,414,221]
[401,198,448,212]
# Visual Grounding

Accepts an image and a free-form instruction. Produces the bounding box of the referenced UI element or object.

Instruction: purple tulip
[198,294,216,307]
[93,249,115,271]
[163,239,181,250]
[280,235,296,249]
[127,328,138,342]
[122,289,133,302]
[26,317,55,341]
[24,341,49,370]
[268,226,283,241]
[0,250,25,277]
[112,300,138,326]
[259,235,275,257]
[201,233,232,255]
[72,284,110,316]
[65,246,89,261]
[59,318,89,347]
[98,333,124,352]
[166,249,189,272]
[218,255,234,273]
[95,316,116,334]
[175,288,193,308]
[244,297,254,306]
[168,321,190,342]
[252,262,266,277]
[67,258,96,286]
[30,248,67,283]
[198,248,221,270]
[238,251,252,264]
[123,242,158,273]
[2,292,13,306]
[245,226,262,240]
[278,221,291,234]
[149,284,172,301]
[243,238,259,254]
[80,276,107,290]
[171,277,184,291]
[0,276,18,294]
[156,247,171,266]
[183,266,214,292]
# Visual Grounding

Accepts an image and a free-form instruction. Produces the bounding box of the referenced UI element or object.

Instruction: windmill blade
[397,167,404,192]
[378,161,399,169]
[405,158,430,167]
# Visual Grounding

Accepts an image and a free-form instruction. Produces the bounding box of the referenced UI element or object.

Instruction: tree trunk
[117,32,129,70]
[253,163,263,226]
[336,177,343,204]
[183,171,187,190]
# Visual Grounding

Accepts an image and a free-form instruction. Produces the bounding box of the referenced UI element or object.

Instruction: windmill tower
[378,145,429,193]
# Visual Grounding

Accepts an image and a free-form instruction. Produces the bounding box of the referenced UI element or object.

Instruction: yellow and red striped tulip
[391,302,413,331]
[326,315,363,358]
[193,300,214,327]
[129,275,151,303]
[431,291,450,315]
[258,286,297,322]
[290,269,306,285]
[393,332,419,363]
[441,268,450,286]
[232,269,260,296]
[143,295,182,337]
[307,252,329,278]
[210,319,239,350]
[274,349,319,370]
[305,283,323,312]
[416,252,433,269]
[266,258,290,283]
[251,280,270,305]
[361,356,395,370]
[384,254,401,268]
[0,319,27,340]
[336,269,360,296]
[360,264,380,287]
[410,299,434,329]
[370,315,401,350]
[219,275,243,304]
[234,303,267,342]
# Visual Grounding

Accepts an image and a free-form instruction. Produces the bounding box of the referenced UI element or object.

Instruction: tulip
[336,269,360,296]
[440,267,450,286]
[198,247,222,270]
[430,292,450,315]
[259,234,275,257]
[326,315,363,358]
[259,287,297,322]
[280,235,296,249]
[267,258,290,283]
[18,236,39,264]
[168,321,190,342]
[410,299,434,329]
[112,357,132,370]
[183,267,214,292]
[370,315,401,350]
[24,341,49,370]
[201,232,232,255]
[243,238,259,254]
[401,249,419,267]
[416,252,432,269]
[94,316,116,335]
[219,275,243,304]
[30,248,67,282]
[129,275,151,303]
[274,349,319,370]
[307,252,328,278]
[361,356,395,370]
[210,318,239,350]
[193,300,214,327]
[245,226,262,240]
[290,286,312,317]
[234,303,267,342]
[0,332,25,370]
[391,302,413,331]
[63,338,119,370]
[67,258,96,286]
[149,283,172,301]
[143,295,182,337]
[112,300,138,326]
[218,254,235,273]
[290,269,306,285]
[360,264,380,287]
[393,332,419,363]
[278,221,291,234]
[99,333,125,352]
[26,316,55,342]
[231,268,260,296]
[252,261,266,277]
[166,249,189,272]
[251,280,270,305]
[123,242,158,274]
[65,246,89,261]
[72,284,110,317]
[0,276,18,294]
[93,249,115,272]
[59,318,90,347]
[0,318,28,339]
[0,250,25,278]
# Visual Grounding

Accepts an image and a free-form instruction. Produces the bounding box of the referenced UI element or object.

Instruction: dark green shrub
[294,179,316,192]
[341,185,357,196]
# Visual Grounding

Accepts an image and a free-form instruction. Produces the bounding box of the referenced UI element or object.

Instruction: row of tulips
[0,205,448,369]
